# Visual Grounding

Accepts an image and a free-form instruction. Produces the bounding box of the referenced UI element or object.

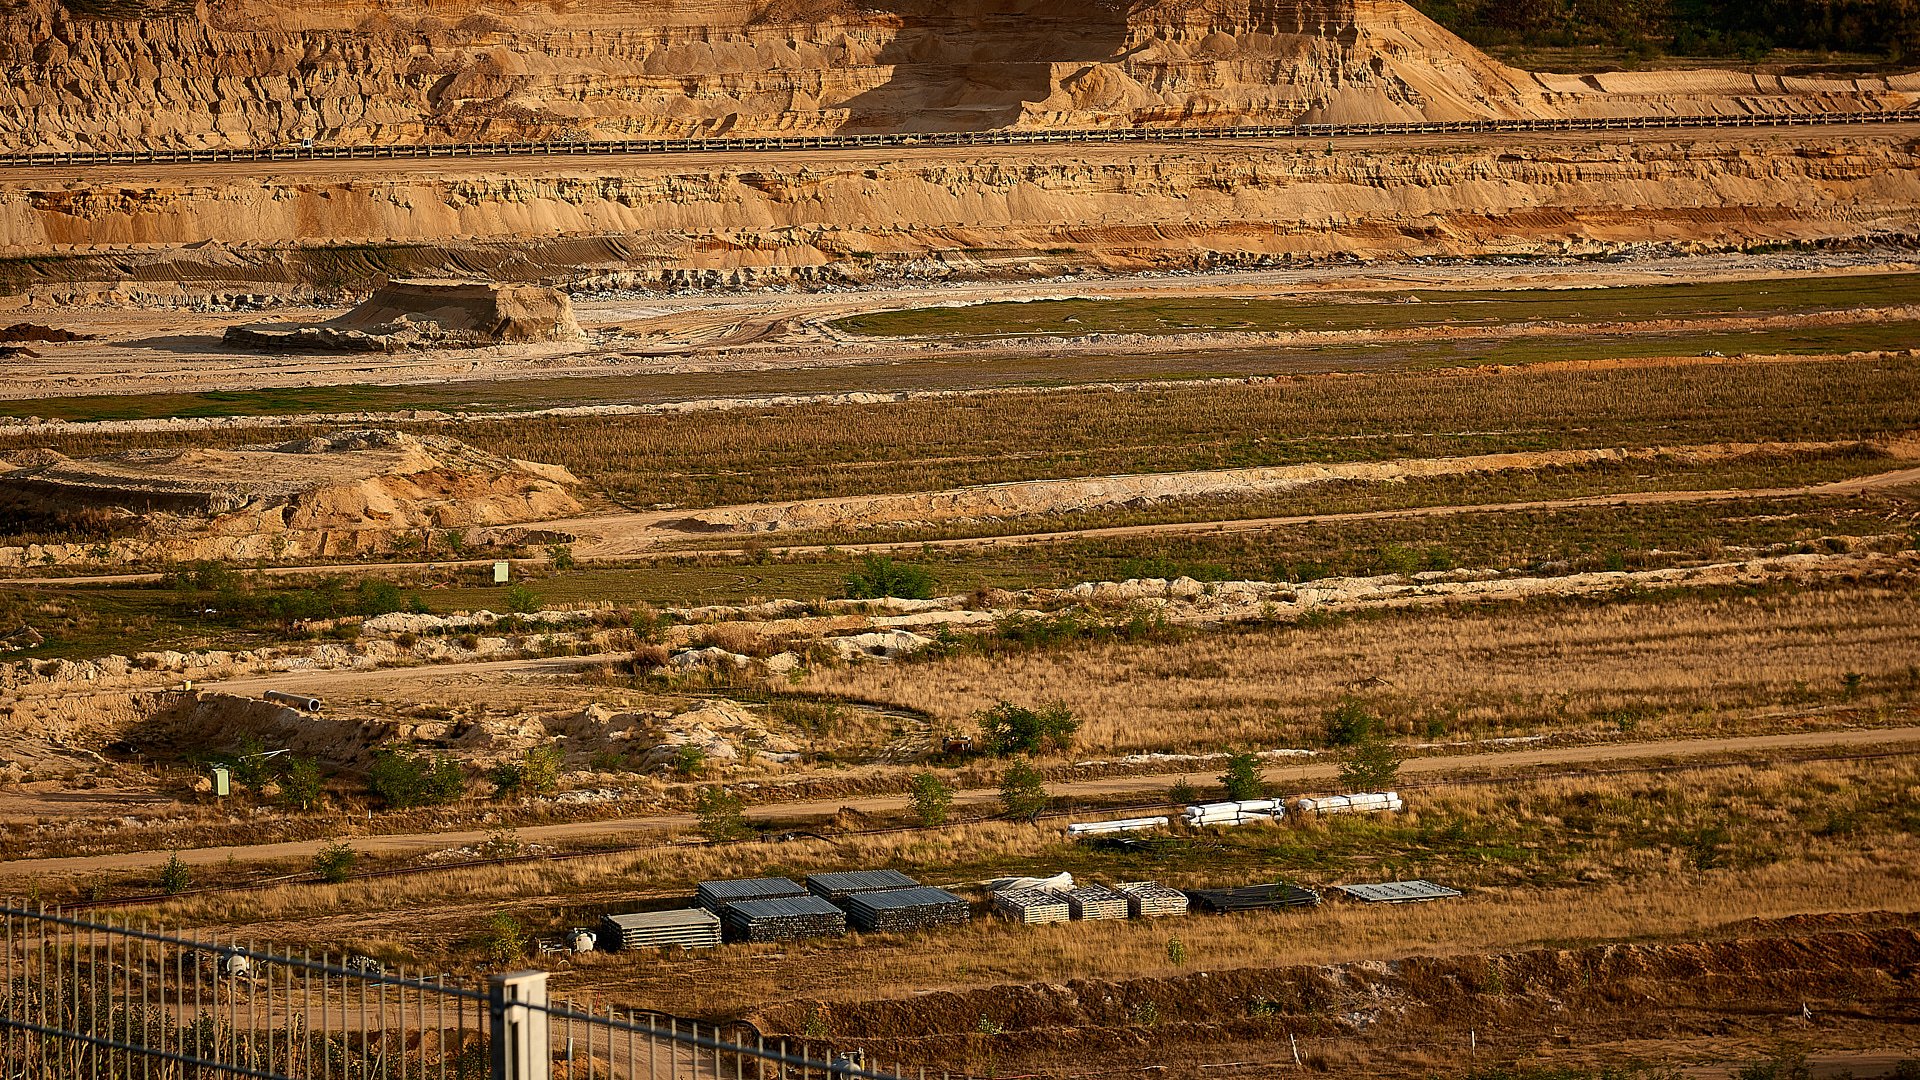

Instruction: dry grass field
[798,579,1920,754]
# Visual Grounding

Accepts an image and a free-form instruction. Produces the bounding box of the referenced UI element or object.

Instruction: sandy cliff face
[0,0,1912,150]
[2,134,1915,289]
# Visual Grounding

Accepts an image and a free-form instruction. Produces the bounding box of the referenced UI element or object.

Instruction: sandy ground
[1,249,1913,403]
[3,724,1916,880]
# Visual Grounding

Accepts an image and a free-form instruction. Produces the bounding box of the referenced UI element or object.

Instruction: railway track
[3,110,1916,170]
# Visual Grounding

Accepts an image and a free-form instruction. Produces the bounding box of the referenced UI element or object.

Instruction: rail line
[3,110,1917,170]
[53,741,1920,913]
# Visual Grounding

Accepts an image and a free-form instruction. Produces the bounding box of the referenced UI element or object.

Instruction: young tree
[1337,734,1403,793]
[158,852,192,895]
[276,755,328,811]
[999,762,1050,820]
[368,749,465,808]
[1323,697,1379,747]
[977,700,1079,756]
[908,772,954,826]
[1218,751,1265,801]
[694,786,752,842]
[1167,777,1198,808]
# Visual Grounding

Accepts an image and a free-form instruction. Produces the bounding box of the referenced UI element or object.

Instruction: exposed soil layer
[3,130,1916,293]
[748,920,1920,1076]
[2,0,1913,152]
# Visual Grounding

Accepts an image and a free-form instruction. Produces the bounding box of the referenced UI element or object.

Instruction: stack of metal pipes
[1293,791,1403,815]
[1180,799,1284,827]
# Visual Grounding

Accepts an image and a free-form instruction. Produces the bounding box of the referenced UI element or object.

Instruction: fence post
[489,971,551,1080]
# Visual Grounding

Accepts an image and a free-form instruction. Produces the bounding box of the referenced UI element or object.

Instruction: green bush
[158,852,191,895]
[844,556,935,600]
[490,744,564,798]
[367,748,465,808]
[999,762,1050,819]
[276,755,328,811]
[503,585,541,614]
[908,772,954,826]
[312,841,358,884]
[977,700,1079,756]
[477,914,526,967]
[1168,777,1198,807]
[1324,697,1379,747]
[1218,751,1264,801]
[694,786,752,842]
[1337,735,1403,793]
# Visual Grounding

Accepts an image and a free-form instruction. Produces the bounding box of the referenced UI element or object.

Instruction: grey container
[697,877,807,913]
[1112,881,1190,918]
[1064,885,1129,921]
[599,909,723,951]
[842,886,972,933]
[722,895,849,943]
[805,869,920,901]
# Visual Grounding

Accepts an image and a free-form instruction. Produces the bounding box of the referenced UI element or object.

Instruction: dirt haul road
[8,463,1920,587]
[3,726,1916,881]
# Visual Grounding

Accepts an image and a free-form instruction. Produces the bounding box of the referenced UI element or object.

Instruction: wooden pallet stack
[805,869,920,902]
[1185,883,1321,913]
[598,909,723,951]
[841,886,972,933]
[697,877,807,914]
[991,888,1071,925]
[722,896,849,943]
[1112,881,1190,918]
[1064,884,1129,921]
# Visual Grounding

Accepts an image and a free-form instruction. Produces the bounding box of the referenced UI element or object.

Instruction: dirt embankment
[0,429,580,563]
[4,132,1915,293]
[1,0,1911,152]
[750,921,1920,1074]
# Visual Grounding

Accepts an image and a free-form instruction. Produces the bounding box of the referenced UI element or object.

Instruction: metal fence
[0,905,921,1080]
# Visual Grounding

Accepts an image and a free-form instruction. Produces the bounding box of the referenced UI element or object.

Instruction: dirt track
[4,724,1915,880]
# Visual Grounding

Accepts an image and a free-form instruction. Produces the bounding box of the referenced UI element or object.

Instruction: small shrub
[630,644,669,674]
[1218,751,1264,801]
[546,544,575,571]
[1324,697,1378,746]
[977,700,1078,756]
[368,748,465,808]
[1165,937,1187,965]
[999,762,1050,819]
[694,786,752,842]
[908,772,954,826]
[477,914,526,967]
[503,585,540,614]
[1167,777,1197,807]
[844,556,935,600]
[312,841,357,884]
[1337,735,1402,793]
[671,744,706,778]
[158,852,191,895]
[276,755,328,811]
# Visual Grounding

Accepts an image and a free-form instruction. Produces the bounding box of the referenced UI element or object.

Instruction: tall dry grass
[803,582,1920,753]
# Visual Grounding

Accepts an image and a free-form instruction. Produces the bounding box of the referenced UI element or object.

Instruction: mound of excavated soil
[0,429,581,536]
[224,280,583,352]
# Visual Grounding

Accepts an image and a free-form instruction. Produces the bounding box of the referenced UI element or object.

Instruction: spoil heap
[225,281,584,353]
[0,429,582,540]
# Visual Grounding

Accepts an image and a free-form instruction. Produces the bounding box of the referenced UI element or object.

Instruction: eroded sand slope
[1,0,1913,151]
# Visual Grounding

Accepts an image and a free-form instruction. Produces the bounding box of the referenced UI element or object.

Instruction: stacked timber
[1065,816,1169,838]
[599,909,723,951]
[1185,883,1321,913]
[1112,881,1189,918]
[1294,792,1403,815]
[1181,800,1283,827]
[805,869,919,902]
[1064,884,1129,921]
[722,896,848,943]
[992,888,1071,925]
[842,887,972,933]
[697,877,807,913]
